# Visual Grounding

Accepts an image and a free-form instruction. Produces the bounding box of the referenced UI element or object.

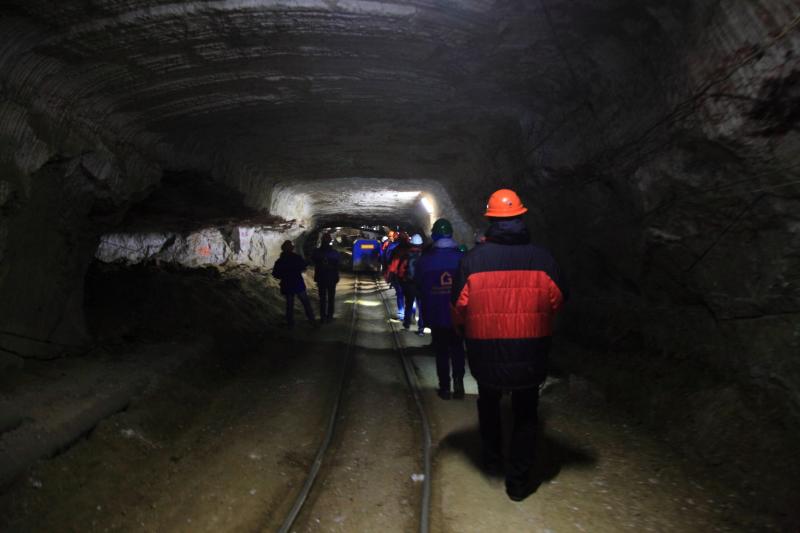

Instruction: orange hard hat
[484,188,527,218]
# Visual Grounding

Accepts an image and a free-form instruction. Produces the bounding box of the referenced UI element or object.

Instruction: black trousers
[285,291,314,326]
[318,282,337,319]
[401,282,420,329]
[477,384,540,484]
[431,327,465,390]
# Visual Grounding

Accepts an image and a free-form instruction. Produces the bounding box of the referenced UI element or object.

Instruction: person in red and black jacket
[451,188,567,502]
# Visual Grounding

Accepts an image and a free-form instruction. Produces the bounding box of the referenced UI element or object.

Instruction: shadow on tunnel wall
[84,261,286,354]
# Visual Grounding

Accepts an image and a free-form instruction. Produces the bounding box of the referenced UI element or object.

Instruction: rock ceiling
[1,0,687,170]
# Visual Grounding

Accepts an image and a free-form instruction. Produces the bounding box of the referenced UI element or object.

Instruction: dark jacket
[272,251,309,295]
[451,218,566,388]
[415,237,462,328]
[389,243,421,284]
[311,244,341,285]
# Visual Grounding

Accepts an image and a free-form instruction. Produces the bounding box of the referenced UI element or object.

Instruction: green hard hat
[458,244,468,253]
[431,218,453,238]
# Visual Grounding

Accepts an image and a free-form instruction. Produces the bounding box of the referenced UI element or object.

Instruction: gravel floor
[0,272,787,532]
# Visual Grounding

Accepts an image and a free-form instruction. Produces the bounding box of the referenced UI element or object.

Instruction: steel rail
[277,274,362,533]
[375,275,433,533]
[276,273,432,533]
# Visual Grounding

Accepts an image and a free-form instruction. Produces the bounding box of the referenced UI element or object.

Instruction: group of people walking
[271,232,340,328]
[379,221,467,400]
[271,188,566,502]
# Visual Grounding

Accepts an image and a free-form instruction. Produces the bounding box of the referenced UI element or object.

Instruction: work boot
[482,451,504,478]
[506,474,539,502]
[437,387,451,400]
[453,379,465,399]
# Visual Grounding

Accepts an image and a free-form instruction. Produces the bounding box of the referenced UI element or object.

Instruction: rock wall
[0,148,159,363]
[268,177,474,245]
[513,1,800,508]
[96,224,303,269]
[0,19,162,362]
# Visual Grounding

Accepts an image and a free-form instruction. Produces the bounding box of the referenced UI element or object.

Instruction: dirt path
[0,275,424,533]
[401,334,784,532]
[0,277,357,532]
[0,272,786,532]
[291,275,420,532]
[0,336,344,532]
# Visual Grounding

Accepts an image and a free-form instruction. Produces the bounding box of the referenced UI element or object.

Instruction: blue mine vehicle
[352,238,381,272]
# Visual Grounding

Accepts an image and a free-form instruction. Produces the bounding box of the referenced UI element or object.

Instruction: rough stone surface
[269,177,473,243]
[0,0,799,517]
[519,3,800,509]
[96,224,302,268]
[0,152,160,354]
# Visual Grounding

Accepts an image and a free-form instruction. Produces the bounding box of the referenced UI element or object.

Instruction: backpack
[398,247,421,282]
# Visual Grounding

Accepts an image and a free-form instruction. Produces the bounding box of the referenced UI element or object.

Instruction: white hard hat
[410,234,423,245]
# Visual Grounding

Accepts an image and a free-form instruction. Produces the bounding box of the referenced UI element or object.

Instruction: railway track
[277,273,433,533]
[375,275,433,533]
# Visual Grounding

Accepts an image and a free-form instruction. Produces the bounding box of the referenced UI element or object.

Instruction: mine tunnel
[0,1,798,531]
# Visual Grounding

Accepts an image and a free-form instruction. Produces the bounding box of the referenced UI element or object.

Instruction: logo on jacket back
[432,272,453,295]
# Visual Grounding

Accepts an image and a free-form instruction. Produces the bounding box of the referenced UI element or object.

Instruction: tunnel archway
[268,177,473,243]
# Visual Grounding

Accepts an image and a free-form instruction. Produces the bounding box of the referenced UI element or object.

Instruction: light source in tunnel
[419,195,437,230]
[420,196,434,214]
[394,191,422,200]
[344,299,382,307]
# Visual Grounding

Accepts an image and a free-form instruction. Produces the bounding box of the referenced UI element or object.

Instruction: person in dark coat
[272,240,316,328]
[415,218,464,399]
[452,189,567,502]
[311,232,341,323]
